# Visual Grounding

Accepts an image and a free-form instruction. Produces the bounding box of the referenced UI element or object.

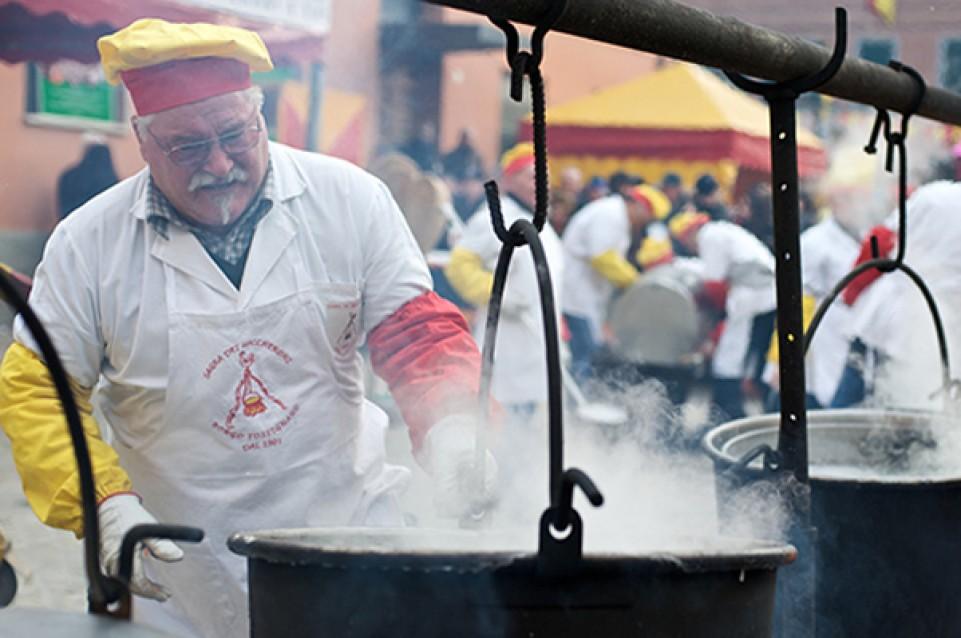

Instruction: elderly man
[560,184,670,381]
[445,143,564,424]
[0,19,493,637]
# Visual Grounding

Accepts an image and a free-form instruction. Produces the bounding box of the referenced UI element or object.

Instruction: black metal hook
[724,7,846,98]
[487,0,567,235]
[863,61,926,268]
[490,0,567,95]
[484,181,525,247]
[552,468,604,531]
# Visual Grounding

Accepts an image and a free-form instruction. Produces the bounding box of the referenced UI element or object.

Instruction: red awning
[0,0,324,66]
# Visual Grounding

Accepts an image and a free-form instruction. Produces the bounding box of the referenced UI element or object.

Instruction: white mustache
[188,166,249,193]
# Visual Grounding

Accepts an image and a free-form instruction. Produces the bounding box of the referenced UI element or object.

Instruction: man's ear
[131,116,148,162]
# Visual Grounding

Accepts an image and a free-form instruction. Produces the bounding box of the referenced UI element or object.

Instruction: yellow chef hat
[625,184,671,220]
[637,237,674,270]
[500,143,535,177]
[98,19,273,114]
[668,211,710,242]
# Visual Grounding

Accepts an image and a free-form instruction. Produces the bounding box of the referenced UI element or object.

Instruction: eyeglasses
[148,113,263,168]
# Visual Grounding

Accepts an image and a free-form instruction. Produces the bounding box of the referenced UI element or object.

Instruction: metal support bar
[423,0,961,126]
[768,97,808,484]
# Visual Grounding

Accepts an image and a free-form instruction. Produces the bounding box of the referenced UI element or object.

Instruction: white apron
[119,240,408,637]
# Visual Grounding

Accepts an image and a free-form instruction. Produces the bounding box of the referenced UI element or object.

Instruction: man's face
[505,163,537,210]
[137,91,268,226]
[625,199,654,231]
[679,230,700,255]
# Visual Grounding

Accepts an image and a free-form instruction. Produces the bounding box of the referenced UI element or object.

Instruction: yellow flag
[867,0,896,25]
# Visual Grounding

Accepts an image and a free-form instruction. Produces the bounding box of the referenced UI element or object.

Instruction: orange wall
[325,0,381,159]
[0,62,145,232]
[438,8,658,170]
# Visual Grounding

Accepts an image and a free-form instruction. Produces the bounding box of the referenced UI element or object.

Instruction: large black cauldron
[705,408,961,637]
[229,527,793,638]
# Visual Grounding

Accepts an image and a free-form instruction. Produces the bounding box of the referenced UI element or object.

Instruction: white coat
[848,181,961,408]
[800,216,861,406]
[15,143,431,636]
[456,196,564,405]
[561,194,631,338]
[697,221,776,378]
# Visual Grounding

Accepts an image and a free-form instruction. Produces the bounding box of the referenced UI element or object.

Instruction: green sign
[37,76,118,121]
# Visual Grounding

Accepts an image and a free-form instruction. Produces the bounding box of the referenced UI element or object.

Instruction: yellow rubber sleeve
[767,293,818,363]
[0,343,131,538]
[444,247,495,307]
[590,249,639,289]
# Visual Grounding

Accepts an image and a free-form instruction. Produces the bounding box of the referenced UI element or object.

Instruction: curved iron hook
[552,468,604,531]
[804,258,953,398]
[862,63,926,268]
[724,7,846,97]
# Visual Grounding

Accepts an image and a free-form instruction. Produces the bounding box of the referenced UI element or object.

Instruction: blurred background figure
[834,180,961,410]
[440,129,486,223]
[548,188,578,235]
[660,172,690,219]
[763,171,865,410]
[734,182,775,252]
[445,143,564,425]
[441,128,484,185]
[608,170,643,196]
[692,173,729,221]
[400,121,440,173]
[558,166,583,201]
[56,133,118,220]
[577,175,609,209]
[562,184,669,382]
[670,211,776,421]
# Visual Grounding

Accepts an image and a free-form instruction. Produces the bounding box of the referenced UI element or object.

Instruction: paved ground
[0,414,434,614]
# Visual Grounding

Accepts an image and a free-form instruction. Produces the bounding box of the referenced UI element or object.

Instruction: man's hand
[424,415,498,518]
[98,493,183,601]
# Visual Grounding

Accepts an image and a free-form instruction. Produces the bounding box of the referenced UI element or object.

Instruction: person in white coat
[445,143,564,423]
[0,20,494,637]
[670,212,777,421]
[762,214,861,408]
[838,180,961,409]
[560,185,670,381]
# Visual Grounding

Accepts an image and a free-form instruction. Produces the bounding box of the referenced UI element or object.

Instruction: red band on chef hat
[499,142,536,178]
[121,57,252,115]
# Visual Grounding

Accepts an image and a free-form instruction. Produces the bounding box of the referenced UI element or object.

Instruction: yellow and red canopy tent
[519,62,827,198]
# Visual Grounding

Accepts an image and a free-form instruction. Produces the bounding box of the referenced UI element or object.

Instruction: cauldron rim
[703,407,961,486]
[227,527,795,573]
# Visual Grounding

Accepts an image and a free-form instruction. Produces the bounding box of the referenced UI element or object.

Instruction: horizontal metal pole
[424,0,961,126]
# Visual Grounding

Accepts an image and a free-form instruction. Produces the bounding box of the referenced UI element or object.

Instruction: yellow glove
[445,247,495,307]
[590,249,639,288]
[0,343,131,537]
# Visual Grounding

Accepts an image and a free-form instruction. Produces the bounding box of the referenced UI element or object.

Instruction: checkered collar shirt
[145,162,275,266]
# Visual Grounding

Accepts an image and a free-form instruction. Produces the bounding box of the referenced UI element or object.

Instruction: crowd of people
[408,133,960,432]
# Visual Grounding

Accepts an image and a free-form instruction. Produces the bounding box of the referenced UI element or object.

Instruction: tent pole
[422,0,961,126]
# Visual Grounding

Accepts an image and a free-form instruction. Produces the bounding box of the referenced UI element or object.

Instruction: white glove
[98,493,183,601]
[424,415,498,518]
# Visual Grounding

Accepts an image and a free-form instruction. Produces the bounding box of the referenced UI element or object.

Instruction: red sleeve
[368,291,482,451]
[709,319,726,347]
[697,280,729,313]
[842,225,896,306]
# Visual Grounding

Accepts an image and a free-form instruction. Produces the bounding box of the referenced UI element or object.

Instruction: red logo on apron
[227,351,286,424]
[204,340,300,452]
